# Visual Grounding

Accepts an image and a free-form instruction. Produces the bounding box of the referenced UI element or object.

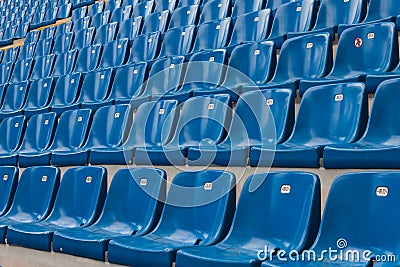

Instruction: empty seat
[38,26,56,41]
[122,0,139,7]
[105,0,122,11]
[23,78,54,117]
[73,44,102,73]
[132,0,154,19]
[93,22,117,45]
[87,2,105,17]
[191,89,294,166]
[0,62,14,85]
[0,82,29,119]
[0,167,18,217]
[91,11,110,28]
[51,104,131,166]
[177,171,321,266]
[141,10,170,34]
[244,32,333,94]
[128,32,161,63]
[72,27,95,50]
[300,22,399,95]
[0,166,60,243]
[98,38,129,69]
[155,0,177,12]
[56,21,73,36]
[178,0,201,7]
[199,0,231,24]
[71,6,87,21]
[192,17,232,51]
[72,16,91,32]
[266,0,295,11]
[29,11,46,29]
[17,42,36,60]
[42,7,58,25]
[232,0,264,18]
[267,0,316,48]
[135,94,231,165]
[52,50,78,77]
[109,5,132,23]
[30,55,55,81]
[13,22,30,40]
[34,38,54,58]
[108,169,236,267]
[159,25,195,57]
[2,47,19,63]
[229,9,272,47]
[52,32,74,55]
[6,166,107,252]
[251,83,368,168]
[20,109,92,166]
[168,5,199,29]
[72,0,95,9]
[24,30,40,44]
[53,168,166,260]
[49,73,82,115]
[0,116,25,165]
[116,16,143,41]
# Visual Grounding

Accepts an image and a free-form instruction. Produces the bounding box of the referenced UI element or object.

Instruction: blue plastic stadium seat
[73,44,102,74]
[29,11,45,30]
[109,5,132,23]
[23,78,54,117]
[229,9,272,47]
[159,26,195,57]
[300,22,399,95]
[6,166,107,252]
[98,38,129,69]
[141,10,170,34]
[72,0,95,9]
[122,0,139,7]
[323,78,400,168]
[135,94,231,165]
[0,167,18,217]
[199,0,231,24]
[52,50,78,77]
[178,0,201,8]
[366,60,400,93]
[168,5,199,29]
[17,43,36,61]
[49,73,82,115]
[251,83,368,168]
[30,55,55,81]
[87,2,104,17]
[105,0,122,11]
[42,7,58,26]
[71,6,87,21]
[52,33,74,55]
[0,62,14,85]
[24,30,40,44]
[91,11,110,28]
[34,38,54,59]
[0,82,29,119]
[72,16,91,32]
[177,171,321,267]
[264,172,400,266]
[155,0,177,12]
[192,18,231,52]
[53,168,166,261]
[267,0,316,48]
[0,116,25,165]
[232,0,264,18]
[57,4,73,19]
[193,40,276,100]
[52,104,131,166]
[2,47,19,63]
[108,169,236,267]
[244,33,332,94]
[116,16,143,41]
[39,26,56,41]
[266,0,296,11]
[103,62,147,107]
[71,27,95,50]
[191,89,294,166]
[91,100,179,164]
[93,22,117,44]
[13,22,30,40]
[132,0,154,18]
[128,32,161,63]
[0,166,60,243]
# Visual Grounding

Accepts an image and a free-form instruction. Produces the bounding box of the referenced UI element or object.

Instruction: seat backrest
[55,21,73,36]
[124,100,179,148]
[122,0,139,7]
[224,172,320,251]
[72,27,95,50]
[71,6,87,21]
[266,0,295,10]
[116,16,143,40]
[313,0,366,31]
[311,172,400,257]
[132,0,154,18]
[229,9,272,46]
[18,112,57,153]
[142,10,170,34]
[24,78,54,112]
[168,94,230,147]
[39,25,56,40]
[110,5,132,23]
[168,5,199,29]
[178,0,201,7]
[91,10,110,28]
[34,38,54,58]
[45,166,107,227]
[287,83,368,145]
[364,0,400,23]
[57,3,73,19]
[1,81,29,112]
[152,170,236,245]
[50,73,82,108]
[193,18,231,51]
[72,16,91,32]
[199,0,231,24]
[95,168,167,235]
[330,22,398,77]
[24,29,40,44]
[108,62,147,101]
[105,0,122,11]
[50,109,91,151]
[87,1,104,17]
[74,44,102,73]
[0,166,18,216]
[93,22,118,45]
[30,55,55,81]
[52,50,77,77]
[128,32,161,63]
[270,32,332,84]
[143,56,184,96]
[84,104,131,149]
[159,25,195,57]
[232,0,264,18]
[3,46,19,63]
[10,58,33,83]
[155,0,177,12]
[99,38,129,69]
[0,62,14,85]
[4,166,60,222]
[0,115,25,153]
[77,68,112,105]
[53,32,74,55]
